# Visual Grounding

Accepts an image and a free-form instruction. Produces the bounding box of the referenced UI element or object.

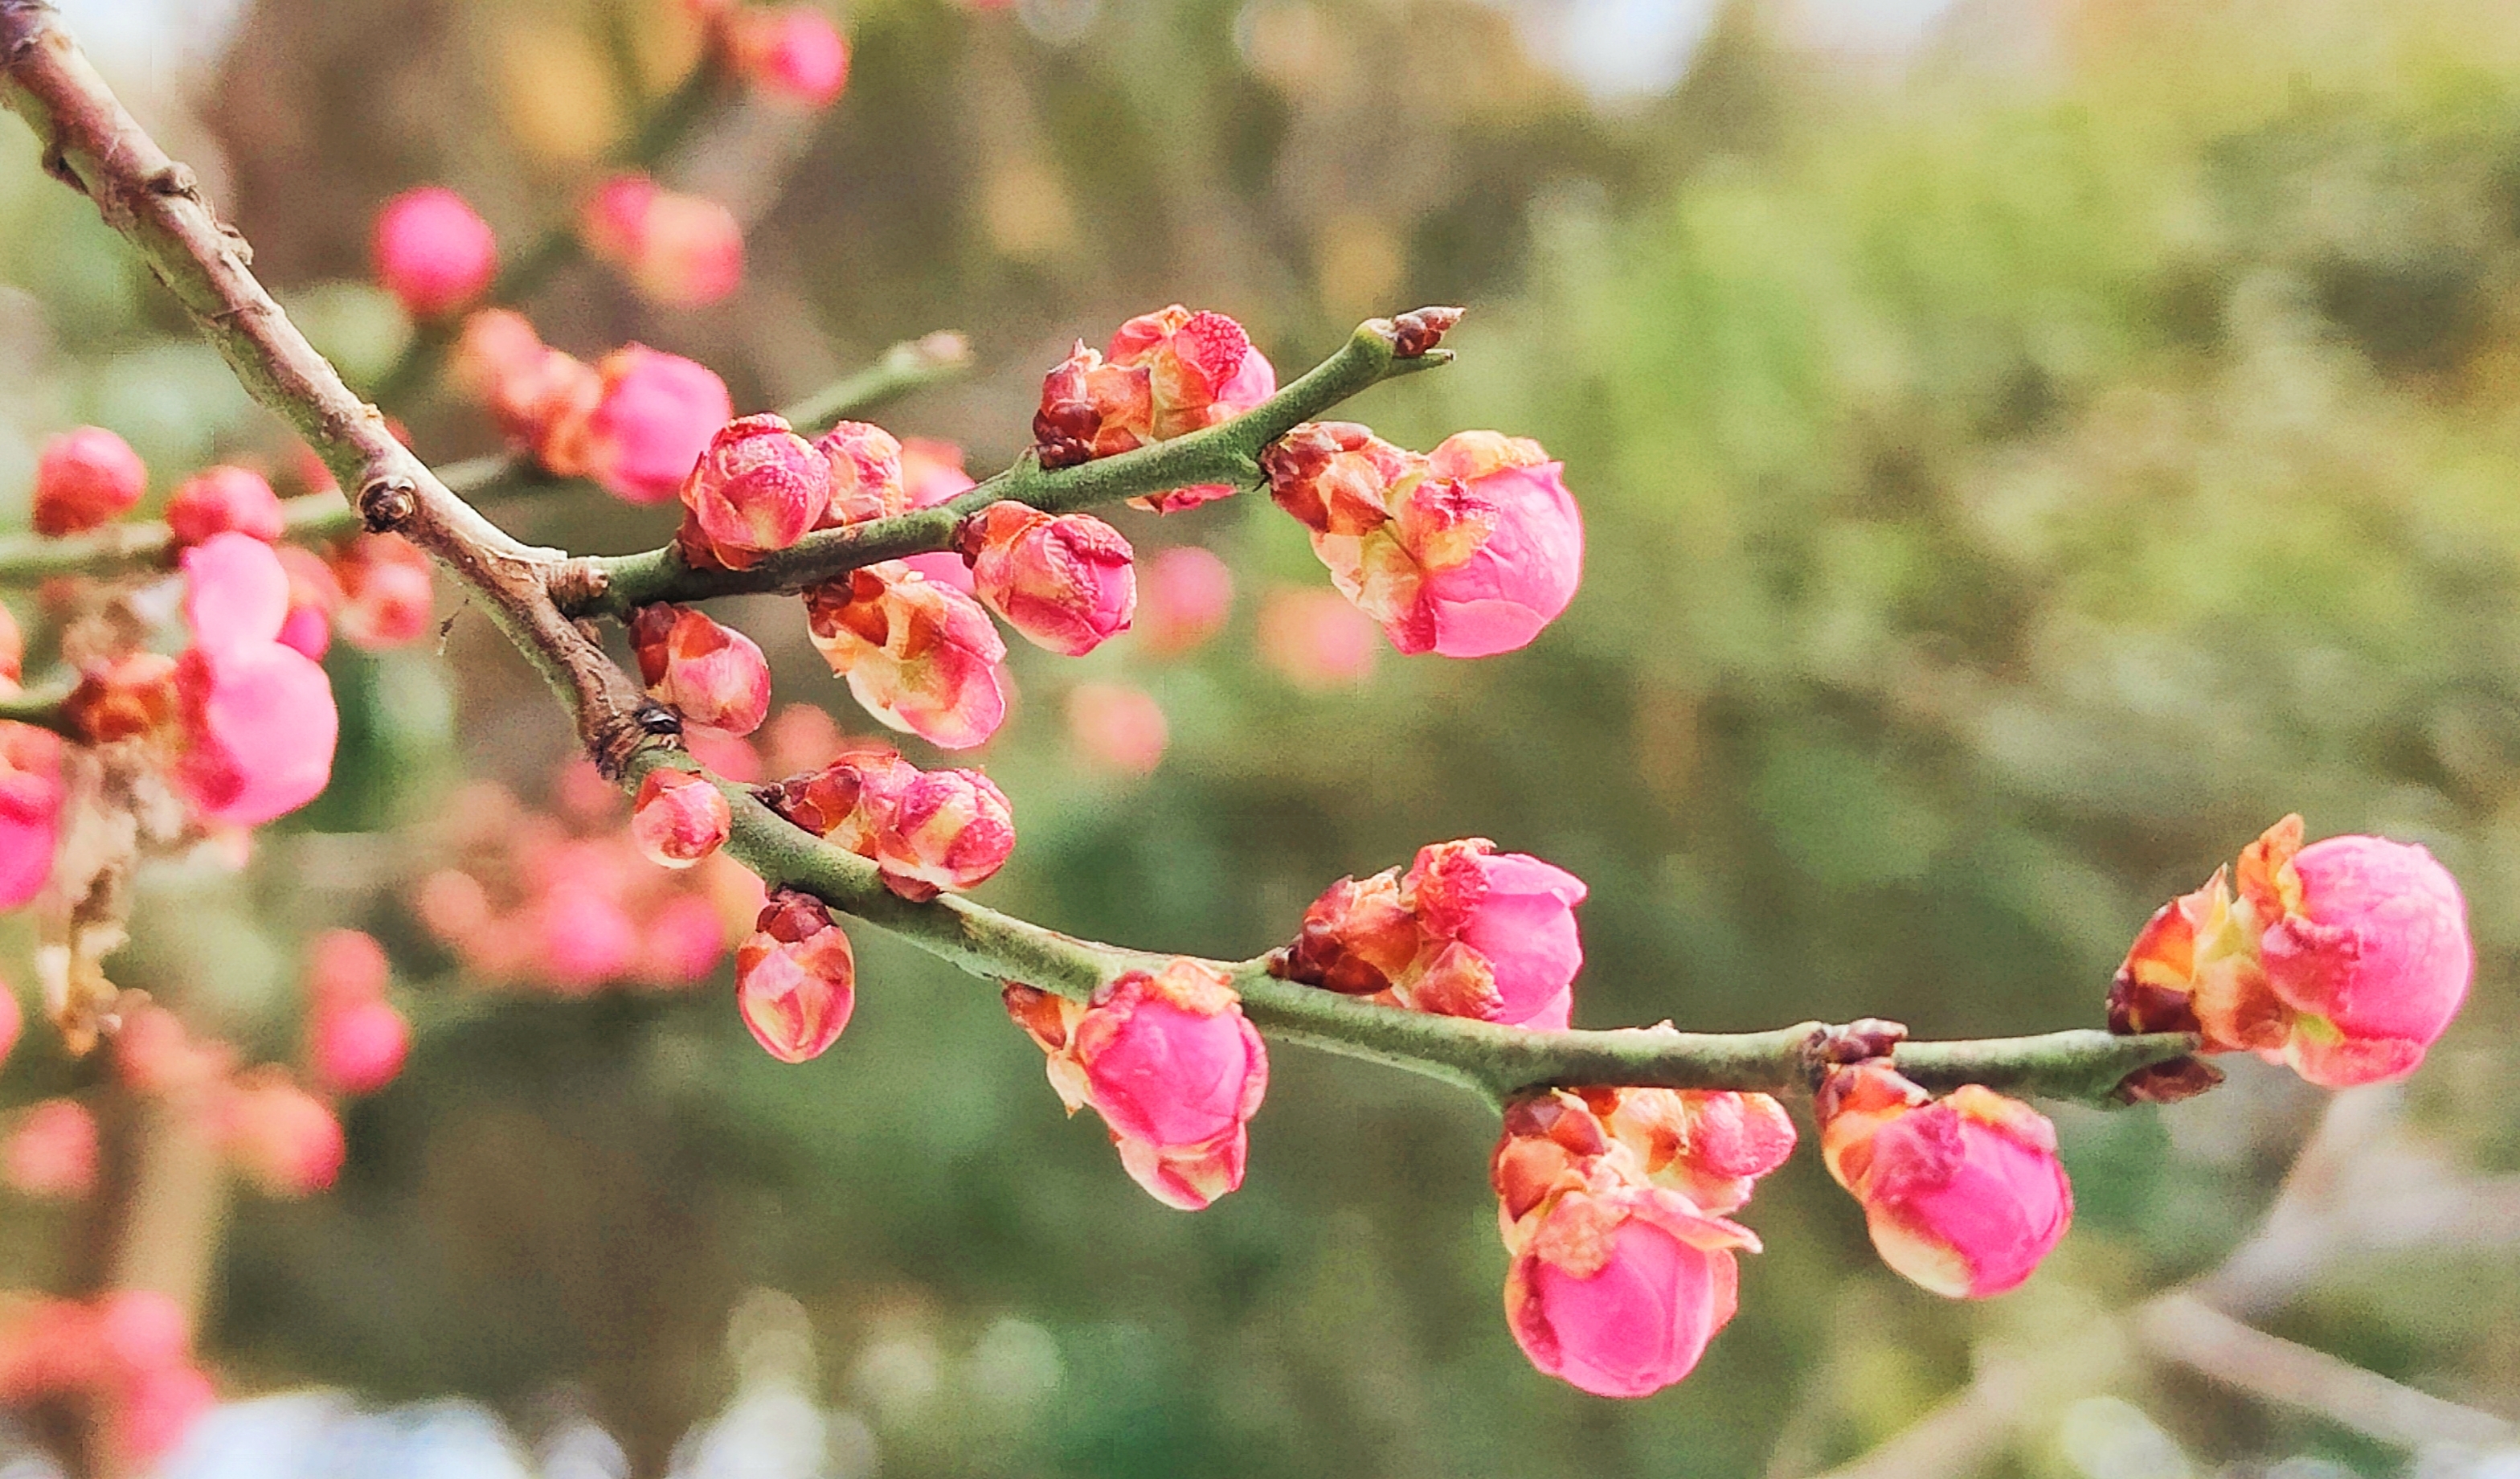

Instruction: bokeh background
[5,0,2520,1474]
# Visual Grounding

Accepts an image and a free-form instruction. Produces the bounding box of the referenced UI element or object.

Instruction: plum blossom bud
[34,427,147,536]
[679,414,832,569]
[899,437,978,592]
[1066,682,1167,775]
[1032,341,1151,467]
[804,563,1009,749]
[577,346,734,506]
[219,1071,346,1196]
[1003,958,1267,1210]
[735,889,857,1062]
[2111,815,2474,1091]
[959,502,1136,655]
[581,173,744,308]
[1032,305,1274,506]
[730,6,850,108]
[536,881,640,993]
[174,535,339,827]
[3,1099,98,1198]
[1491,1088,1796,1235]
[1285,838,1586,1029]
[274,545,342,659]
[453,309,602,457]
[813,420,906,526]
[632,768,732,868]
[165,465,284,545]
[372,186,497,318]
[632,604,773,735]
[0,723,65,910]
[1257,585,1377,689]
[1138,546,1233,655]
[1815,1060,2072,1299]
[329,533,435,649]
[309,997,411,1096]
[308,928,389,1006]
[759,747,1013,899]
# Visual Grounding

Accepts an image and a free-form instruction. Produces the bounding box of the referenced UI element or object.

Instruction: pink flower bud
[372,186,498,318]
[760,746,1014,899]
[329,532,435,649]
[899,438,979,592]
[1137,546,1233,655]
[1285,838,1585,1029]
[218,1071,346,1196]
[1004,959,1267,1210]
[1815,1061,2072,1299]
[959,501,1136,655]
[1027,305,1274,506]
[2112,816,2476,1090]
[273,545,342,659]
[581,173,744,308]
[113,1003,236,1098]
[164,465,284,546]
[309,996,411,1096]
[1501,1172,1755,1398]
[1066,682,1168,776]
[812,420,907,526]
[1256,585,1377,690]
[804,563,1009,749]
[632,603,773,735]
[735,889,857,1062]
[1033,342,1152,467]
[632,768,733,868]
[34,427,146,536]
[308,928,390,1006]
[572,346,735,506]
[731,6,850,108]
[174,535,339,827]
[455,309,603,459]
[0,722,65,910]
[3,1098,98,1198]
[94,1289,189,1375]
[679,414,833,569]
[1491,1088,1797,1232]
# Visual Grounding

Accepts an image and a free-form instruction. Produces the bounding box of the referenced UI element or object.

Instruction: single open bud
[960,501,1137,655]
[0,723,65,910]
[165,465,285,545]
[632,603,773,735]
[2,1099,98,1198]
[174,535,339,828]
[218,1070,346,1197]
[730,6,850,108]
[580,173,744,308]
[1136,546,1233,656]
[680,414,832,569]
[329,532,435,649]
[632,768,733,868]
[372,186,498,319]
[1004,958,1268,1210]
[814,420,907,526]
[735,889,857,1063]
[1815,1060,2071,1299]
[1065,682,1167,776]
[34,427,147,536]
[804,563,1009,750]
[1284,838,1585,1029]
[308,996,411,1096]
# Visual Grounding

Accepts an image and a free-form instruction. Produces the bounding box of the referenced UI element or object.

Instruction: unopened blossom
[165,465,285,545]
[371,186,497,318]
[1285,838,1587,1030]
[898,436,979,591]
[581,173,744,308]
[112,1003,236,1098]
[632,768,733,868]
[1137,546,1233,655]
[632,603,773,735]
[0,722,65,910]
[760,746,1014,899]
[309,996,411,1096]
[33,426,147,536]
[453,309,602,458]
[1032,306,1274,511]
[575,346,734,506]
[680,414,833,569]
[1256,585,1377,689]
[735,889,857,1063]
[804,563,1009,749]
[1004,958,1268,1210]
[2112,815,2474,1091]
[174,534,340,827]
[960,501,1137,654]
[812,420,907,530]
[1066,682,1168,776]
[730,6,850,107]
[218,1071,346,1196]
[329,532,435,649]
[1816,1059,2072,1299]
[2,1098,98,1198]
[1492,1088,1800,1232]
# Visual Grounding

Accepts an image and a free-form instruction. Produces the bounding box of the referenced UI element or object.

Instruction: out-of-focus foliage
[5,0,2520,1474]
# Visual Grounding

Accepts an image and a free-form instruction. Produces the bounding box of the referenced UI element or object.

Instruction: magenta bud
[372,186,498,318]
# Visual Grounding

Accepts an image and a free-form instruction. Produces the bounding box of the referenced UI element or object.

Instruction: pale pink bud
[575,346,734,506]
[1096,305,1276,510]
[762,702,850,774]
[3,1098,98,1198]
[307,928,390,1006]
[1066,682,1168,776]
[113,1003,236,1097]
[0,722,66,910]
[1502,1174,1754,1398]
[632,768,733,868]
[372,186,498,318]
[219,1071,346,1196]
[632,603,773,735]
[1137,546,1233,656]
[812,420,907,526]
[804,563,1010,749]
[735,889,857,1062]
[1816,1061,2072,1299]
[1256,585,1377,689]
[581,173,744,308]
[94,1289,189,1375]
[1004,959,1267,1210]
[959,501,1136,655]
[732,6,850,107]
[34,426,147,535]
[309,997,411,1096]
[679,414,833,569]
[165,465,284,545]
[329,532,436,649]
[1286,838,1585,1029]
[174,535,339,827]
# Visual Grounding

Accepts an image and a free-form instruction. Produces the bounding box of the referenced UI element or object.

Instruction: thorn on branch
[356,475,417,533]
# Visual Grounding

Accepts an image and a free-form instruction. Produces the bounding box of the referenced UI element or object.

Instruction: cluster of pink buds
[707,3,851,109]
[2111,816,2473,1094]
[1032,305,1275,510]
[1263,423,1583,658]
[1003,959,1268,1210]
[735,888,857,1062]
[1491,1087,1794,1397]
[0,1288,216,1471]
[581,173,745,309]
[804,564,1010,750]
[371,186,499,320]
[453,311,733,504]
[758,743,1012,899]
[303,929,411,1097]
[1283,838,1587,1030]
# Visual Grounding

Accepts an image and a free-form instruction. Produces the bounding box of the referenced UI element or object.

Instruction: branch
[562,320,1456,620]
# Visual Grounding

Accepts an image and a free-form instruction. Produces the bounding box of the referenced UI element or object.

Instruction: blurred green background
[5,0,2520,1473]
